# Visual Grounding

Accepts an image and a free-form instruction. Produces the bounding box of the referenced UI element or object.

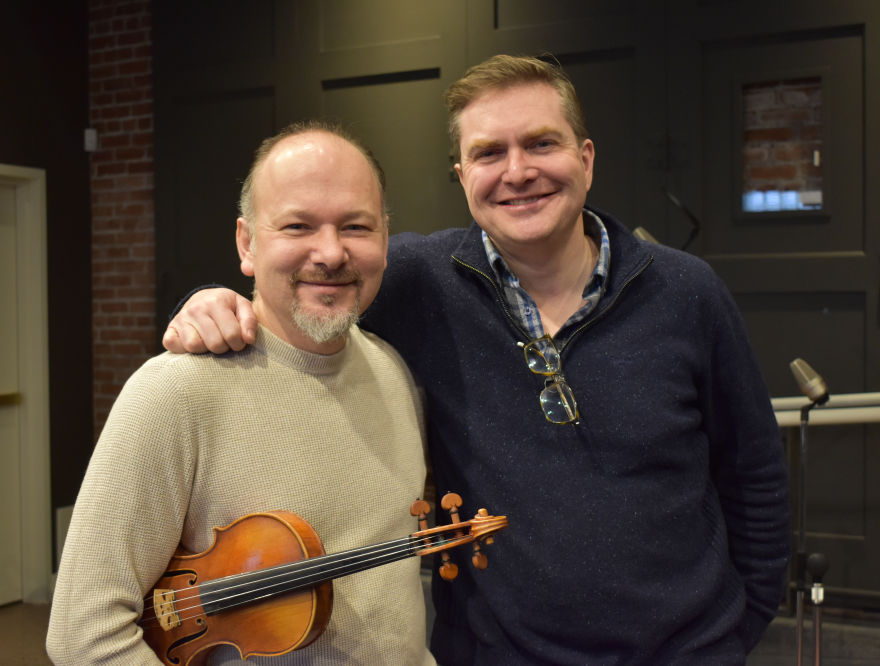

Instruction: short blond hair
[444,54,588,162]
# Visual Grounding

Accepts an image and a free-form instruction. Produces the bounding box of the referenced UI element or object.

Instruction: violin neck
[198,536,420,616]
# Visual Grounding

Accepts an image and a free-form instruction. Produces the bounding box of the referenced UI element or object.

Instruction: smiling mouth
[299,281,353,288]
[290,268,364,291]
[498,194,550,206]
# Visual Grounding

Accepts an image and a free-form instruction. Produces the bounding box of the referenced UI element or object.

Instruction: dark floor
[5,587,879,665]
[747,614,880,666]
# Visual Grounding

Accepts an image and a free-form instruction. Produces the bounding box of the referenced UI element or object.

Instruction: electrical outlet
[84,128,97,152]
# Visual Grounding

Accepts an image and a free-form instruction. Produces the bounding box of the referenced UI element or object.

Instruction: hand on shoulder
[163,288,257,354]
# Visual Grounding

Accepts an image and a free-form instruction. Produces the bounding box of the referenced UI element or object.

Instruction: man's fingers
[213,305,248,352]
[186,314,233,354]
[165,310,228,354]
[235,295,258,346]
[160,288,257,354]
[162,288,249,354]
[162,326,187,354]
[177,321,215,354]
[164,321,210,354]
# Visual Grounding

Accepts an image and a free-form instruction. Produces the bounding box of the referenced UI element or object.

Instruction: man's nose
[501,148,537,186]
[309,226,348,268]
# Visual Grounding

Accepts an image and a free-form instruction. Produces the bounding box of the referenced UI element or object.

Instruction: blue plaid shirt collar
[482,209,611,342]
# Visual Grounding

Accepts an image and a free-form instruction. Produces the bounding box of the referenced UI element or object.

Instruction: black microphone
[790,358,829,404]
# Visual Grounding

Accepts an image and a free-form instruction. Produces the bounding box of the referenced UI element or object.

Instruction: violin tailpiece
[153,588,182,631]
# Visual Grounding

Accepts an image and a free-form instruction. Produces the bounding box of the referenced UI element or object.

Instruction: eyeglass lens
[525,339,560,375]
[540,380,578,424]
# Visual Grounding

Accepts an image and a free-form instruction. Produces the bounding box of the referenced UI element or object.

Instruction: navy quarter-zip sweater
[360,208,790,666]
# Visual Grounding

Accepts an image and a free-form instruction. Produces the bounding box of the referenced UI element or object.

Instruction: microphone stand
[795,394,828,666]
[807,553,828,666]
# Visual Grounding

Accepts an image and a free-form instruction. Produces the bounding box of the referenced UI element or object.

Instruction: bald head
[249,131,385,237]
[240,121,388,250]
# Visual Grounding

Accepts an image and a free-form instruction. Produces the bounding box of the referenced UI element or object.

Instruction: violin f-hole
[166,618,209,665]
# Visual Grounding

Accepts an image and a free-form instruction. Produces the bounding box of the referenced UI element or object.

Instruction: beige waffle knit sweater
[47,326,435,666]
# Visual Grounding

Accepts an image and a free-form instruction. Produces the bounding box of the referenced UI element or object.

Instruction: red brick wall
[89,0,156,440]
[742,77,823,195]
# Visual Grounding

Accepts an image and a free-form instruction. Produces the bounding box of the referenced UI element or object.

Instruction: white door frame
[0,163,51,603]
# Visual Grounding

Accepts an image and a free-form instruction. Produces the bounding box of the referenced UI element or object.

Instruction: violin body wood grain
[140,511,332,666]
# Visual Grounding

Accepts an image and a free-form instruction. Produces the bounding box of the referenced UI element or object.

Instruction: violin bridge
[153,588,183,631]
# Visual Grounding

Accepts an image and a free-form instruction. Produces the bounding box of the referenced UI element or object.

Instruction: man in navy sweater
[164,55,790,665]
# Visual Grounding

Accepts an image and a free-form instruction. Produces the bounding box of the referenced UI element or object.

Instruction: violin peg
[441,493,463,525]
[439,551,458,581]
[410,499,431,533]
[439,561,459,581]
[410,500,431,517]
[440,493,463,512]
[471,542,488,570]
[477,508,488,516]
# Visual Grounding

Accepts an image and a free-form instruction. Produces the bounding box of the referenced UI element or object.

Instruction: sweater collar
[450,206,652,301]
[450,218,494,274]
[252,324,353,375]
[587,206,653,297]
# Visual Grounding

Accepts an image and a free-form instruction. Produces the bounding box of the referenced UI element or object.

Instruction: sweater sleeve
[700,275,791,652]
[46,357,196,666]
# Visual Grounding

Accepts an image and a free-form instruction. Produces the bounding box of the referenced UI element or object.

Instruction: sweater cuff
[168,283,226,321]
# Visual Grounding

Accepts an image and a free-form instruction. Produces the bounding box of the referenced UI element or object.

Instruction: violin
[139,493,507,666]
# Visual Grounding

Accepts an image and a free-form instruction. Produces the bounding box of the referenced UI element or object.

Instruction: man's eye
[344,222,375,232]
[533,140,552,149]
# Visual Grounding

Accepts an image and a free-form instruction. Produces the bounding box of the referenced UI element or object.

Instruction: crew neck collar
[252,324,352,375]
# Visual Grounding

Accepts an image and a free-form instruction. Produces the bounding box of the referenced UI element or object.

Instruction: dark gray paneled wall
[153,0,474,322]
[153,0,880,605]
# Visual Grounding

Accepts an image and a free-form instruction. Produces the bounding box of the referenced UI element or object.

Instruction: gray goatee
[289,268,363,344]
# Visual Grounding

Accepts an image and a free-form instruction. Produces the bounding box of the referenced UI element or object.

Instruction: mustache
[289,267,364,287]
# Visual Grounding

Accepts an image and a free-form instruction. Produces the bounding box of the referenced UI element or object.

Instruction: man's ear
[382,220,389,270]
[236,218,255,277]
[454,163,465,186]
[581,139,595,193]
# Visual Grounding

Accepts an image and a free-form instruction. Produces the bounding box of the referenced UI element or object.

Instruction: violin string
[139,532,471,628]
[138,533,463,627]
[139,533,469,628]
[167,534,473,624]
[141,534,419,609]
[141,525,473,610]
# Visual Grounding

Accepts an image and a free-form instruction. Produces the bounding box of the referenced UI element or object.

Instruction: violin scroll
[414,493,509,581]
